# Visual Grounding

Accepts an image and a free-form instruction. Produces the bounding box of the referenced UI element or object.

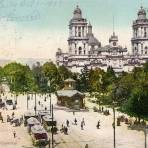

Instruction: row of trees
[0,61,148,121]
[0,61,72,94]
[0,61,117,94]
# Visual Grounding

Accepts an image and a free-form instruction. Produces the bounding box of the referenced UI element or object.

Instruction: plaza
[0,93,147,148]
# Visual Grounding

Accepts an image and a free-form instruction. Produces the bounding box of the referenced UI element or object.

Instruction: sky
[0,0,148,61]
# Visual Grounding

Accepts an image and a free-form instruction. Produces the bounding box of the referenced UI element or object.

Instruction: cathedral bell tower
[109,32,118,47]
[68,5,88,56]
[131,6,148,55]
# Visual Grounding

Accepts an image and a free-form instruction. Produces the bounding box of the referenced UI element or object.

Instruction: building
[131,6,148,56]
[56,5,148,73]
[56,78,85,109]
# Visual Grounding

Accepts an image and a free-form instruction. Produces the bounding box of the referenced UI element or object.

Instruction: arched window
[144,28,147,37]
[75,26,77,36]
[84,50,86,55]
[82,26,84,37]
[135,30,137,37]
[75,43,77,48]
[145,46,148,54]
[78,27,81,37]
[141,44,143,49]
[84,43,86,48]
[78,32,81,37]
[79,47,82,55]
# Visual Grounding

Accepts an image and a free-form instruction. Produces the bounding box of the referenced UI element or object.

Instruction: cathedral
[56,5,148,73]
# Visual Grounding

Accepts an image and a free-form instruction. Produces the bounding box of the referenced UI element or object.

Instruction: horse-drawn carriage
[10,117,20,126]
[31,125,49,146]
[42,115,57,133]
[5,99,16,110]
[38,111,50,124]
[24,111,37,126]
[27,117,40,133]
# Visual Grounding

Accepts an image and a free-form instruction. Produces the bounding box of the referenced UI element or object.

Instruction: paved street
[0,93,147,148]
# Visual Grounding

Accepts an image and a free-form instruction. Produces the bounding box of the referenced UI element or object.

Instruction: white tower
[131,6,148,55]
[68,5,88,55]
[109,32,118,47]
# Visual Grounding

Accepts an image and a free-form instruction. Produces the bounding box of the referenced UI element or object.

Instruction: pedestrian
[45,106,47,111]
[74,118,77,125]
[85,144,89,148]
[66,120,69,127]
[60,124,64,132]
[73,111,75,115]
[20,115,23,124]
[101,106,104,112]
[12,112,15,117]
[1,116,3,123]
[81,121,84,130]
[96,120,100,129]
[38,101,40,105]
[64,126,68,134]
[44,97,46,102]
[82,118,85,126]
[13,131,16,138]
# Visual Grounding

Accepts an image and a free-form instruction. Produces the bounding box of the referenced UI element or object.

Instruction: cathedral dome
[109,32,118,43]
[73,5,82,19]
[88,34,101,47]
[137,6,147,19]
[138,6,146,15]
[74,5,82,15]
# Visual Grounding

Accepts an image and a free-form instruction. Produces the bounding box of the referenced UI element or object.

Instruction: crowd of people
[59,112,101,135]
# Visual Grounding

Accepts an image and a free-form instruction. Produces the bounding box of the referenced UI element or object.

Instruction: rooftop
[57,89,84,98]
[64,78,75,82]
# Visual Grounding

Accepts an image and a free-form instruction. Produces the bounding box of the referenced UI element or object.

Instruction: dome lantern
[73,5,82,19]
[137,6,147,20]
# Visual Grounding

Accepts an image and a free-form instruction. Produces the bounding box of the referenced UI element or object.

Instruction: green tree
[143,61,148,73]
[0,66,4,84]
[122,83,148,122]
[116,63,148,120]
[4,62,36,93]
[89,68,105,93]
[42,61,58,92]
[79,65,90,92]
[103,66,117,93]
[72,72,80,90]
[32,62,47,93]
[57,65,72,89]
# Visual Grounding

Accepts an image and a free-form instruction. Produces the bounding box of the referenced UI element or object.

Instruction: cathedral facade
[56,6,148,73]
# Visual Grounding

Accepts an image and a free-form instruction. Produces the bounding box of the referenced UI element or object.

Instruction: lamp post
[47,80,52,114]
[27,94,28,110]
[27,93,30,110]
[13,76,17,105]
[34,92,37,115]
[112,101,116,148]
[51,104,54,148]
[144,126,148,148]
[49,104,54,148]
